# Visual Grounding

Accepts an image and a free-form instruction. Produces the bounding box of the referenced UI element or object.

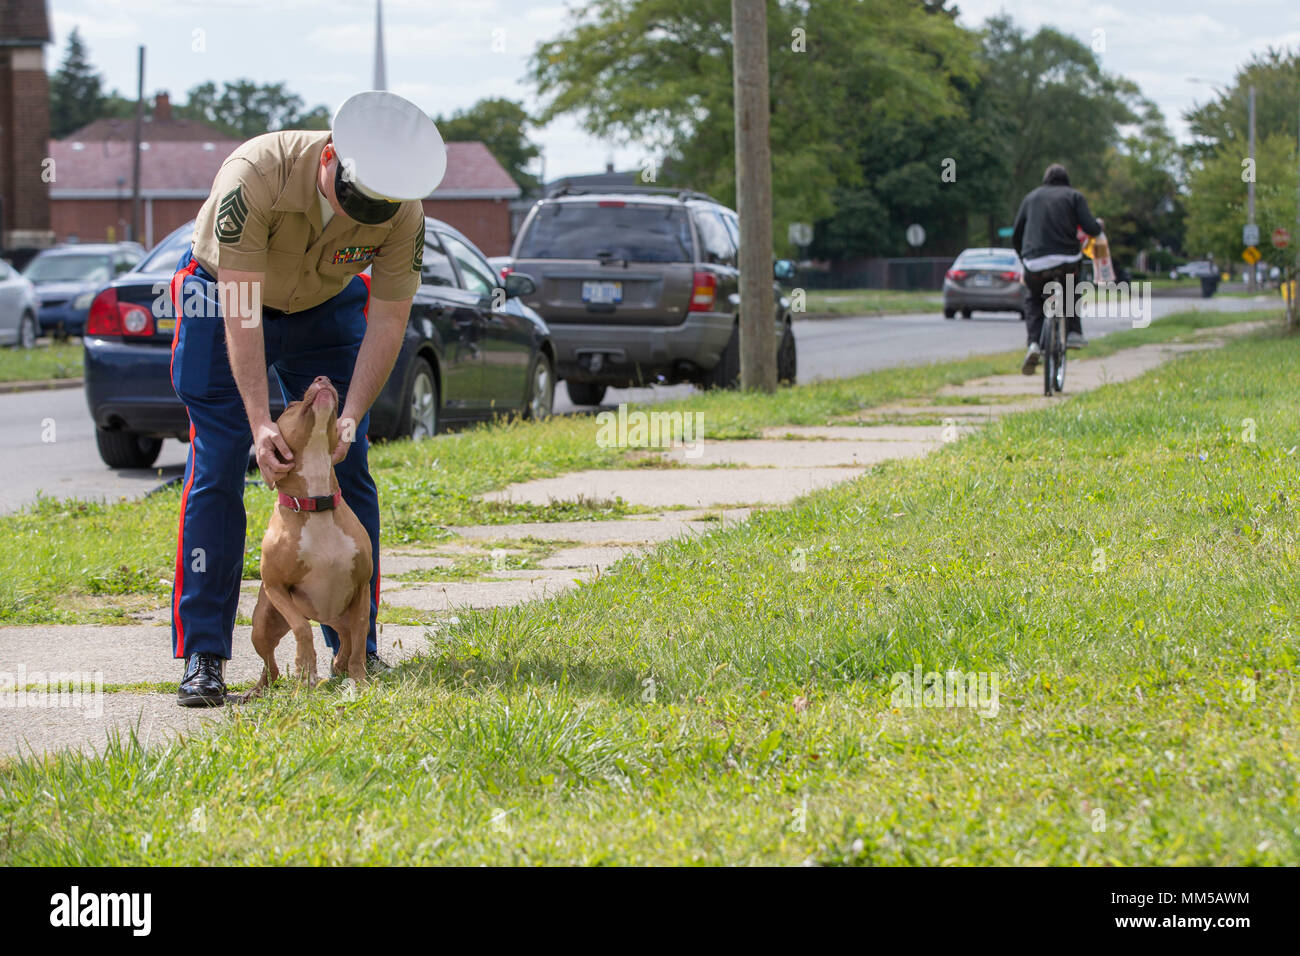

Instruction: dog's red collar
[277,489,342,513]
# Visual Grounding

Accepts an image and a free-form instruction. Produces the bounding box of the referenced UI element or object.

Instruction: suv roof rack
[544,184,724,204]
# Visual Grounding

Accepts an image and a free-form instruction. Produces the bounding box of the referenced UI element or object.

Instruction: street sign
[1243,224,1260,247]
[788,222,813,246]
[1272,227,1291,249]
[1242,246,1262,265]
[905,223,926,247]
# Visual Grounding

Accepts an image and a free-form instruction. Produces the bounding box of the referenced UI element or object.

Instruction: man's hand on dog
[254,421,294,488]
[332,415,358,464]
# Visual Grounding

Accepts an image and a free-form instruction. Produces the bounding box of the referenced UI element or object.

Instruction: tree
[48,28,131,137]
[435,98,541,193]
[175,81,331,139]
[972,17,1137,238]
[1091,99,1186,269]
[529,0,978,252]
[1185,132,1298,270]
[1184,49,1300,163]
[810,14,1145,260]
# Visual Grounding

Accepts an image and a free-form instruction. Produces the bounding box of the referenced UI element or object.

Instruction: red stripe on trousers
[169,259,199,658]
[359,272,377,613]
[172,421,197,658]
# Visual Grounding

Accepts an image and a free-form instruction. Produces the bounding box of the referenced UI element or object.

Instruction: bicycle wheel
[1052,313,1067,392]
[1042,313,1056,396]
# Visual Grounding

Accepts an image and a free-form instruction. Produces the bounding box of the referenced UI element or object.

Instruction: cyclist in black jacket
[1012,163,1104,374]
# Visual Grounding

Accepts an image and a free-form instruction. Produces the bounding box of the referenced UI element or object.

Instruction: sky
[47,0,1300,181]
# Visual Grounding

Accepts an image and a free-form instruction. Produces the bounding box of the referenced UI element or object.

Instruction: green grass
[0,341,83,383]
[802,288,943,317]
[1,313,1296,864]
[0,308,1275,626]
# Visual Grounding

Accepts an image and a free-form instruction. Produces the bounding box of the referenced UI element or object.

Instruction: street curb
[0,377,83,394]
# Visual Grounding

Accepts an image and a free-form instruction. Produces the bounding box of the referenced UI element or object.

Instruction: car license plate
[156,318,176,334]
[582,280,622,304]
[971,274,993,286]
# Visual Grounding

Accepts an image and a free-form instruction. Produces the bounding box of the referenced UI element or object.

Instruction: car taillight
[946,269,967,281]
[689,271,717,311]
[999,271,1020,282]
[85,287,155,337]
[597,200,626,207]
[499,265,513,281]
[86,288,121,335]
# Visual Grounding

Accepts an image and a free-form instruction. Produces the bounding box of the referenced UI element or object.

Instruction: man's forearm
[217,268,271,429]
[341,298,410,421]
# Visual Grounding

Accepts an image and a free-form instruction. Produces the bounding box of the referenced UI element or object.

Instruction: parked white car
[1169,261,1216,279]
[0,258,40,349]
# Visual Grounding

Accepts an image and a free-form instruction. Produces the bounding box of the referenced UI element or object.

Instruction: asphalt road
[0,293,1271,514]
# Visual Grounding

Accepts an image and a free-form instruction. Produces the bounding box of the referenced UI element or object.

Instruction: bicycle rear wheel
[1042,312,1066,395]
[1052,314,1067,392]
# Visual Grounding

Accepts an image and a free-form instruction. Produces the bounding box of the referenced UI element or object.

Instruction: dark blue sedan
[84,219,556,468]
[23,242,144,337]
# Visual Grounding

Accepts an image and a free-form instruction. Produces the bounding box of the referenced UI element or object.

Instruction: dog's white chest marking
[295,514,360,620]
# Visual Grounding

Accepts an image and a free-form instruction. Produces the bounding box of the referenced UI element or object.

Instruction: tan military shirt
[192,130,423,313]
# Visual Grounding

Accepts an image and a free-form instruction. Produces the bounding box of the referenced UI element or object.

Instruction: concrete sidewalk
[0,322,1267,760]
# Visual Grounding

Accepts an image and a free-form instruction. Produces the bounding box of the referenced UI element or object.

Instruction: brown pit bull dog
[243,375,373,698]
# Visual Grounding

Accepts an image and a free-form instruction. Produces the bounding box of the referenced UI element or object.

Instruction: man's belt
[189,259,287,320]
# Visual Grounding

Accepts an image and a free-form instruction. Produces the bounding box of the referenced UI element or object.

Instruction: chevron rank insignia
[215,185,249,244]
[413,230,423,273]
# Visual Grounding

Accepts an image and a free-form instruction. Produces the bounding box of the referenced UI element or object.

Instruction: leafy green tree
[973,17,1136,233]
[176,81,330,139]
[1184,49,1300,163]
[435,98,541,193]
[1185,132,1298,270]
[1091,100,1186,270]
[529,0,978,252]
[811,14,1142,259]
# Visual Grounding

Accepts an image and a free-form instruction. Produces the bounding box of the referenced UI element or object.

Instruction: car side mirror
[504,271,537,299]
[774,259,795,282]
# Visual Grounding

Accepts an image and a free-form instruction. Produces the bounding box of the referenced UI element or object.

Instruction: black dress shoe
[178,653,227,708]
[366,651,391,676]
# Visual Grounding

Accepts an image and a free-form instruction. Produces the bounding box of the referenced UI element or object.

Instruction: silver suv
[507,187,796,405]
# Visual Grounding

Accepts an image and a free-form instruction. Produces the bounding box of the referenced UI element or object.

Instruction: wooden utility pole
[1247,86,1257,293]
[130,45,145,243]
[731,0,776,392]
[1292,98,1300,328]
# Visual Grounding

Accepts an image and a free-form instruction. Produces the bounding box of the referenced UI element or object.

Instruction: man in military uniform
[169,91,446,706]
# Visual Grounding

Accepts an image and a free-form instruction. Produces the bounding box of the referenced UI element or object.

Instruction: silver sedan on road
[942,247,1029,320]
[0,257,40,348]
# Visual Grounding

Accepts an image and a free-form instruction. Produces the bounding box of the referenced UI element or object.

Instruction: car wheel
[565,381,607,406]
[18,311,37,349]
[702,322,741,390]
[523,352,555,420]
[776,321,797,385]
[95,428,162,469]
[396,357,438,440]
[961,309,972,319]
[943,308,956,319]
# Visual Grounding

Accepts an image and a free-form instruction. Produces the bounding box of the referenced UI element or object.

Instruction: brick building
[49,94,239,247]
[50,97,521,255]
[0,0,53,256]
[420,141,520,256]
